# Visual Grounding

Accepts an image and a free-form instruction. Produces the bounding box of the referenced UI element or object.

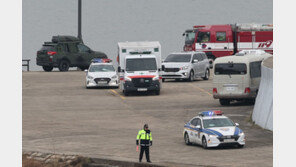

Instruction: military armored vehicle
[36,36,107,71]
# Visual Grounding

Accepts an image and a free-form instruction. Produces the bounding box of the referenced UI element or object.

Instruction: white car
[183,110,245,149]
[161,52,210,82]
[85,59,119,88]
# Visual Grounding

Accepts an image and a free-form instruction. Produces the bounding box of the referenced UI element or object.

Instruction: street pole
[78,0,82,41]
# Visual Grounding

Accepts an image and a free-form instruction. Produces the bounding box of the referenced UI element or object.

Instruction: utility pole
[78,0,82,41]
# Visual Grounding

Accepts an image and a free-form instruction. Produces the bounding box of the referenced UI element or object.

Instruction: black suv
[36,36,107,71]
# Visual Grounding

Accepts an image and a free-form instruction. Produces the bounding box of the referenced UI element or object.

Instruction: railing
[22,59,31,71]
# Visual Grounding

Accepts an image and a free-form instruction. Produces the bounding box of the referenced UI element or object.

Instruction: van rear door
[214,63,247,95]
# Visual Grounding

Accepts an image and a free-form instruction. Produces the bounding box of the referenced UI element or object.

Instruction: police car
[85,58,119,88]
[183,110,245,149]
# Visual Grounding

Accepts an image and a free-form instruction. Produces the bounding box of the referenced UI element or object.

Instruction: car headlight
[209,135,218,138]
[124,76,132,81]
[152,76,159,81]
[239,132,245,136]
[180,65,189,70]
[111,75,117,79]
[87,75,94,79]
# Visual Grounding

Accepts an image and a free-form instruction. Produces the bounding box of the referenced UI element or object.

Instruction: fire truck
[183,23,273,60]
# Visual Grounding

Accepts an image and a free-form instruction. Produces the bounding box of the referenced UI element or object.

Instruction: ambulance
[117,41,162,96]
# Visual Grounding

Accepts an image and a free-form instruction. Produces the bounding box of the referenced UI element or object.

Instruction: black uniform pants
[139,146,150,162]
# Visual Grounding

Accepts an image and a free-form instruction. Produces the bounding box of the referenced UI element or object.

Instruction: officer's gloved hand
[150,141,152,146]
[136,140,139,145]
[146,130,150,134]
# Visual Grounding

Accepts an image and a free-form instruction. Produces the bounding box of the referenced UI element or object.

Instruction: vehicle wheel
[123,90,129,96]
[219,99,230,106]
[202,136,208,149]
[175,79,181,82]
[246,99,255,105]
[188,71,194,82]
[155,90,160,95]
[162,78,165,82]
[184,133,192,145]
[42,66,53,72]
[203,69,210,80]
[237,144,244,148]
[208,58,214,69]
[79,66,88,71]
[58,60,70,72]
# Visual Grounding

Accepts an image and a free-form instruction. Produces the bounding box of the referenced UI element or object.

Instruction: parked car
[161,52,210,82]
[36,35,107,72]
[213,52,272,105]
[85,58,119,88]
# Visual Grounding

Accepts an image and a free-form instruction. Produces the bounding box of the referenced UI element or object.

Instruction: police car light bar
[91,58,112,63]
[199,110,223,116]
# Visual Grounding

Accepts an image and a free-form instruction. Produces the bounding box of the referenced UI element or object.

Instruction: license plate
[137,88,148,91]
[226,87,235,91]
[97,81,107,84]
[224,139,235,143]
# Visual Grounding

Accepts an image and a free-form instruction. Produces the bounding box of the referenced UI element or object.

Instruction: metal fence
[22,59,31,71]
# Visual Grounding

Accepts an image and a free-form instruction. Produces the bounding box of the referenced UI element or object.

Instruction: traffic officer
[136,124,152,163]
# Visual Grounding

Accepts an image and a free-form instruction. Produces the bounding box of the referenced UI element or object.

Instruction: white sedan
[85,59,119,88]
[183,110,245,149]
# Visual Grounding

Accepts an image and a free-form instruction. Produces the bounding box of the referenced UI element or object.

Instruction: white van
[117,41,162,96]
[213,53,272,105]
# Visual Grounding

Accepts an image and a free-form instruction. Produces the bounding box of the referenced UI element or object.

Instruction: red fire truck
[183,23,273,60]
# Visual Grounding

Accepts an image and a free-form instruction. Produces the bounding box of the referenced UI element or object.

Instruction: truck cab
[117,41,162,96]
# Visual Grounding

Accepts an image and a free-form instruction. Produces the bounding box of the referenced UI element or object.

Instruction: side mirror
[196,125,201,129]
[118,66,121,72]
[161,65,165,71]
[182,33,185,36]
[235,123,239,126]
[193,59,198,63]
[84,69,88,72]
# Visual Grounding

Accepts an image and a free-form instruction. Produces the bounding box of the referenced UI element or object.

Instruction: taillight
[47,51,57,55]
[213,88,217,94]
[244,87,251,93]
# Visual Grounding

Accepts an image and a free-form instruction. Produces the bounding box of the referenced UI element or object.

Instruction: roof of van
[118,41,160,48]
[214,53,272,64]
[169,51,205,55]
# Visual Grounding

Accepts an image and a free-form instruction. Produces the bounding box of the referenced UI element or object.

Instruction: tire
[184,133,192,145]
[162,78,165,82]
[155,90,160,95]
[123,90,129,96]
[58,60,70,72]
[237,144,244,148]
[42,66,53,72]
[202,136,208,149]
[219,99,230,106]
[79,66,88,71]
[203,69,210,80]
[188,71,194,82]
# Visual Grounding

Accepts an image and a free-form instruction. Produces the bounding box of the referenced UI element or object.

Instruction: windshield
[215,63,247,75]
[126,58,157,71]
[185,31,196,45]
[89,65,115,72]
[203,118,235,128]
[164,54,191,62]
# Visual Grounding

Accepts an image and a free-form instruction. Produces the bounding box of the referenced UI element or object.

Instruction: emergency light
[199,110,223,116]
[91,58,112,63]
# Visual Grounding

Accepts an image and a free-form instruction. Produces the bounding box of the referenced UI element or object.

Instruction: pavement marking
[189,83,212,97]
[110,89,126,100]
